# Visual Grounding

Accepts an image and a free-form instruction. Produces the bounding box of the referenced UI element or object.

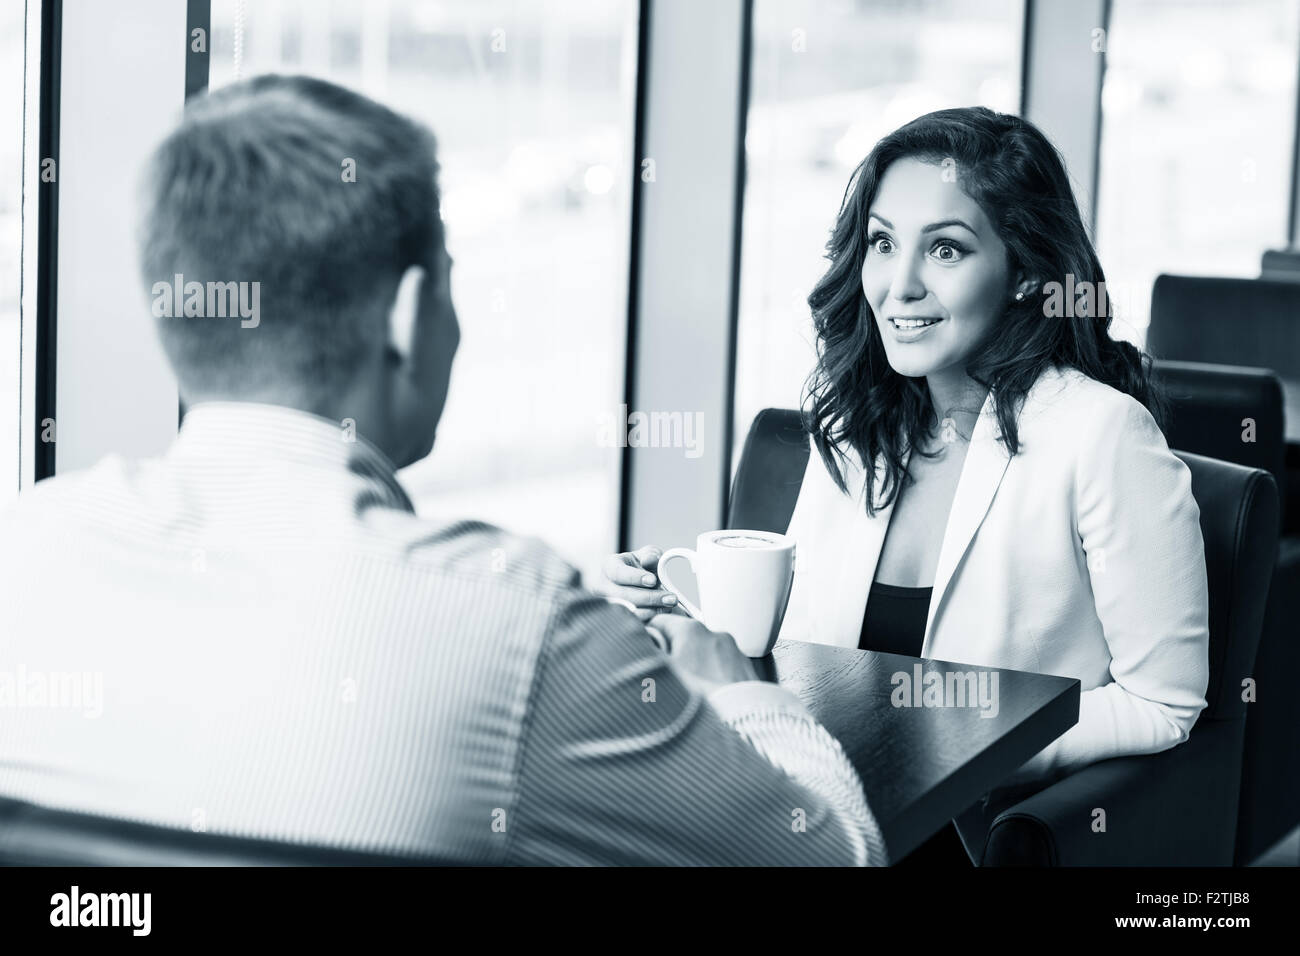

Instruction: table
[758,640,1080,862]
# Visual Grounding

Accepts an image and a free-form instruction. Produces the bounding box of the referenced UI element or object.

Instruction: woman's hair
[804,106,1168,514]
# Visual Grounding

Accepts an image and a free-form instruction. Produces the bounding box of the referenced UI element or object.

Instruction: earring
[1015,291,1026,301]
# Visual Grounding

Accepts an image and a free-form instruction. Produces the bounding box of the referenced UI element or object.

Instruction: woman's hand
[599,545,679,621]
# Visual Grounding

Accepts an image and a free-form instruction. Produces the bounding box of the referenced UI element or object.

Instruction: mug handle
[656,547,704,620]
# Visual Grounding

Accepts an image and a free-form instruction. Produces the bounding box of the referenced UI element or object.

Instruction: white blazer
[777,364,1210,787]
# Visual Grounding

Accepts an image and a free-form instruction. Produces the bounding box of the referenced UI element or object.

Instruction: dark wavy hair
[804,106,1168,515]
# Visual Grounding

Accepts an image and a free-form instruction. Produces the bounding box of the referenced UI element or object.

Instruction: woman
[601,107,1209,863]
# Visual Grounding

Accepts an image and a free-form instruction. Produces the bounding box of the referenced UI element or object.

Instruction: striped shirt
[0,402,886,865]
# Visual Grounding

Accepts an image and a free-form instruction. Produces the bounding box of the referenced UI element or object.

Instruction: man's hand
[649,613,756,696]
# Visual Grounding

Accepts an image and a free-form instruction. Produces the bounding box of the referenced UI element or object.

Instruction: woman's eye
[871,236,894,255]
[931,241,965,262]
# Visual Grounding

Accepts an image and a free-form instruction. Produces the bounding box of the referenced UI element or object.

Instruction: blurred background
[0,3,23,510]
[206,0,638,583]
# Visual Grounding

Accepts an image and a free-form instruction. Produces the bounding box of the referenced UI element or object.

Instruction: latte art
[714,534,780,549]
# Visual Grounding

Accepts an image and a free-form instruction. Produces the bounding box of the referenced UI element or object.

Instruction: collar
[171,401,414,512]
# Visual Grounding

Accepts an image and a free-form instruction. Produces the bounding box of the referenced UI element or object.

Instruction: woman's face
[860,157,1014,380]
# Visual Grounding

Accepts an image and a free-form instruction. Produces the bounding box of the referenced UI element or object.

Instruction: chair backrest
[1148,274,1300,533]
[0,796,449,866]
[1148,273,1300,382]
[1174,451,1278,722]
[726,408,808,533]
[727,410,1279,723]
[1152,360,1287,528]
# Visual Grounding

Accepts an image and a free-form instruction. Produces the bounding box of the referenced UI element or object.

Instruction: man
[0,76,885,865]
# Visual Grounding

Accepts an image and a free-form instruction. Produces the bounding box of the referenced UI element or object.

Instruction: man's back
[0,403,885,865]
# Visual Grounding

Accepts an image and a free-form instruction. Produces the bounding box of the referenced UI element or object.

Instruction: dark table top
[759,639,1080,862]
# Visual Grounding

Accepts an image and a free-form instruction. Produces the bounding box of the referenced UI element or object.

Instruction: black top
[859,581,933,657]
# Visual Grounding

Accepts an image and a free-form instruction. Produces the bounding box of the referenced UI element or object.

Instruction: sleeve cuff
[706,680,813,723]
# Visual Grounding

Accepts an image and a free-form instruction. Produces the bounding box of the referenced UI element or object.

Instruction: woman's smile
[887,315,946,340]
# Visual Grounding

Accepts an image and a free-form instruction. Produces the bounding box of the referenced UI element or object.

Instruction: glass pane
[0,3,24,505]
[733,0,1024,473]
[209,0,638,584]
[1097,0,1300,344]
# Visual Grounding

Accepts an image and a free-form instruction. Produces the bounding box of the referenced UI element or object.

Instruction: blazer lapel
[920,391,1012,657]
[821,447,903,648]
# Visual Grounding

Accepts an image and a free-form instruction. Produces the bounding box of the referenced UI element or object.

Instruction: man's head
[139,74,459,467]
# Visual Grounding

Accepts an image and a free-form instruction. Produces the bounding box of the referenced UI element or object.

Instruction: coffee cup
[656,530,795,657]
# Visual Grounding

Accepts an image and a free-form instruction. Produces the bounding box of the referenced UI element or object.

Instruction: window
[210,0,638,583]
[1096,0,1300,344]
[0,2,25,503]
[733,0,1024,470]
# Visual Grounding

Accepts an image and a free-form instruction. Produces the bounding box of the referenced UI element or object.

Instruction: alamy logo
[50,886,151,936]
[891,663,1000,718]
[596,404,703,459]
[0,665,102,718]
[150,273,260,328]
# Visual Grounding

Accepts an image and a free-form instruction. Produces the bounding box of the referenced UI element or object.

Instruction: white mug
[657,530,796,657]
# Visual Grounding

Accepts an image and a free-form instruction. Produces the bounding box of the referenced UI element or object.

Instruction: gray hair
[138,74,441,400]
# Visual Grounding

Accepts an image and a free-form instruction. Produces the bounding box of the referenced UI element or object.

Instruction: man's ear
[387,264,426,364]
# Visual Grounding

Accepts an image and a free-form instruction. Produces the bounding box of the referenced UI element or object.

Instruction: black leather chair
[0,797,448,866]
[1146,360,1300,865]
[727,408,812,532]
[1148,280,1300,864]
[1148,273,1300,535]
[1154,361,1287,526]
[728,409,1279,865]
